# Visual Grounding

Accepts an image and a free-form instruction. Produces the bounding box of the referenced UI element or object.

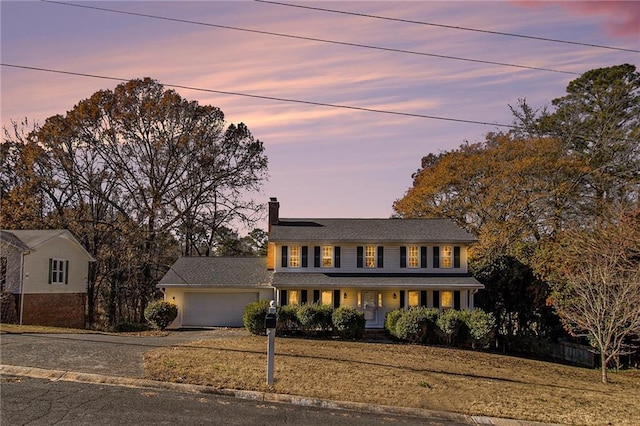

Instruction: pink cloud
[512,1,640,38]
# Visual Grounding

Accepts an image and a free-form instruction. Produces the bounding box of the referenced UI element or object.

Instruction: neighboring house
[0,229,95,328]
[158,257,274,328]
[160,198,483,329]
[267,198,483,328]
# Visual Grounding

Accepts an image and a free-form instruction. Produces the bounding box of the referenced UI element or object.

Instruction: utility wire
[40,0,579,75]
[0,63,514,129]
[255,0,640,54]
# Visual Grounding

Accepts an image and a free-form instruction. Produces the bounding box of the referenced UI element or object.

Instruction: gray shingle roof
[0,231,30,251]
[158,257,273,288]
[273,272,483,289]
[269,218,477,243]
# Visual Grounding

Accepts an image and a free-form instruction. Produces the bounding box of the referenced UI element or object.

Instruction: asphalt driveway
[0,328,249,378]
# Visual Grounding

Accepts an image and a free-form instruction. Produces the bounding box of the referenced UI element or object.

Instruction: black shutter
[280,289,288,305]
[334,247,341,268]
[433,291,440,308]
[301,290,308,304]
[399,290,405,308]
[454,291,461,310]
[400,247,407,268]
[420,246,427,268]
[313,290,320,303]
[420,290,427,307]
[281,246,288,268]
[433,246,440,268]
[454,246,461,268]
[333,290,340,308]
[48,259,53,284]
[377,246,384,268]
[301,246,308,267]
[314,246,321,268]
[65,261,69,284]
[357,246,363,268]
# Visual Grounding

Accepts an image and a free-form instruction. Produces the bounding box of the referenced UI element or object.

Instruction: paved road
[1,376,464,426]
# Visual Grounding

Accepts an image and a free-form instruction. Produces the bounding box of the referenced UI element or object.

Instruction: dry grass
[144,335,640,425]
[0,323,94,334]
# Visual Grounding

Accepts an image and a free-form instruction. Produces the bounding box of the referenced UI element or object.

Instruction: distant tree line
[394,64,640,383]
[1,78,268,328]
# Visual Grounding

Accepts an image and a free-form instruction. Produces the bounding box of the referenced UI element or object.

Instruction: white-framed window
[441,290,453,309]
[408,246,419,268]
[321,290,333,306]
[441,246,453,268]
[322,246,333,268]
[289,246,300,268]
[49,258,68,284]
[408,290,420,308]
[365,246,376,268]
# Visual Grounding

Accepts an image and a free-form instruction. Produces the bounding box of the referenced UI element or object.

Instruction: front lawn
[144,335,639,425]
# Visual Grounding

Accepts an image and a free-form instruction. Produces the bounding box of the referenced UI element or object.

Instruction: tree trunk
[600,350,608,384]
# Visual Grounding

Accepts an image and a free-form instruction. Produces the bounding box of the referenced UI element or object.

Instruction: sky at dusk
[2,1,639,231]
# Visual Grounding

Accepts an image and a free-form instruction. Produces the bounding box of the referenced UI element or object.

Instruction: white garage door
[183,292,259,327]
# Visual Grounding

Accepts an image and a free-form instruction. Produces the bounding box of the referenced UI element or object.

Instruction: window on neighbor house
[365,246,376,268]
[289,246,301,268]
[408,246,419,268]
[321,290,333,306]
[441,246,453,268]
[49,258,68,284]
[288,290,299,305]
[441,290,453,309]
[0,257,7,292]
[322,246,333,268]
[408,291,420,308]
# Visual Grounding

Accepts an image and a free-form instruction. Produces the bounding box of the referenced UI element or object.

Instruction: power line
[255,0,640,54]
[0,63,514,129]
[40,0,579,75]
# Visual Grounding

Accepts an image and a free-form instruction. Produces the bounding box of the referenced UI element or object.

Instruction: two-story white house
[267,198,483,328]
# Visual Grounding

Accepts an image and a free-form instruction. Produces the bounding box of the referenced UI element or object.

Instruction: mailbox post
[265,300,277,386]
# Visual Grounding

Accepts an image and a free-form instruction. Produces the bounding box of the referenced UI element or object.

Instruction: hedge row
[243,300,366,339]
[385,307,496,348]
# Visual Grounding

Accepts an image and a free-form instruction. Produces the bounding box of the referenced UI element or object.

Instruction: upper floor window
[441,246,453,268]
[289,246,301,268]
[322,246,333,268]
[49,258,68,284]
[408,246,419,268]
[365,246,377,268]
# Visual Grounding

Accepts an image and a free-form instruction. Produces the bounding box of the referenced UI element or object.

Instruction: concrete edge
[0,364,557,426]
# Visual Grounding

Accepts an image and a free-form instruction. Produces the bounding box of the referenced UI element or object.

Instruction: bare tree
[548,207,640,383]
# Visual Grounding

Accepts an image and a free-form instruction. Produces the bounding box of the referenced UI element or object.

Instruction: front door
[362,291,381,327]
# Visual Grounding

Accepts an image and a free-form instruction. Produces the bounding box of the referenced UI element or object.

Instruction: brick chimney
[268,197,280,233]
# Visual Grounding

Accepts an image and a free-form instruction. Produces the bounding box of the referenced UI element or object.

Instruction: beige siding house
[0,230,94,328]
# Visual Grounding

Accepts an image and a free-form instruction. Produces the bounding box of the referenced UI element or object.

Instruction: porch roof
[272,272,483,289]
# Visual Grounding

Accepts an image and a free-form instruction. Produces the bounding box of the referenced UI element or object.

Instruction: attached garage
[182,292,261,327]
[158,257,273,329]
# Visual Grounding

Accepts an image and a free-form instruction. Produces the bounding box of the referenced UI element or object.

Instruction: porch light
[393,292,397,299]
[343,292,347,299]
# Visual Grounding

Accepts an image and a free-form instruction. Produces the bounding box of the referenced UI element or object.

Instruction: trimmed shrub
[243,299,271,335]
[396,307,429,343]
[436,309,465,345]
[297,303,333,336]
[465,309,496,349]
[277,304,301,335]
[332,306,366,339]
[144,300,178,330]
[384,309,403,338]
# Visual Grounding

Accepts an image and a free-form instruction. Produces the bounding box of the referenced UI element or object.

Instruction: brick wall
[18,293,86,328]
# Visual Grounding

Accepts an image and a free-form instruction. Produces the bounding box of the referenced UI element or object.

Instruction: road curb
[1,364,556,425]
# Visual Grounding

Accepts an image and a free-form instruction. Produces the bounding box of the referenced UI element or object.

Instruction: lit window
[322,246,333,268]
[321,290,333,306]
[441,247,453,268]
[408,291,420,307]
[289,246,300,268]
[408,246,419,268]
[50,258,68,284]
[441,291,453,309]
[288,291,299,305]
[365,246,376,268]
